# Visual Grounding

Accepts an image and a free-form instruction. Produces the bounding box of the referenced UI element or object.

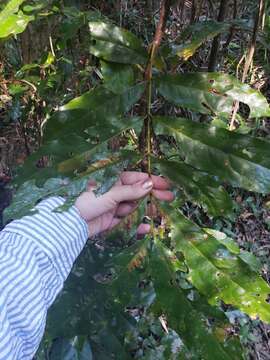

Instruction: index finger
[120,172,171,190]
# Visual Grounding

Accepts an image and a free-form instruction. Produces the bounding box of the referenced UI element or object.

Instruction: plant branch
[140,0,171,231]
[145,0,171,82]
[141,0,172,176]
[229,0,265,130]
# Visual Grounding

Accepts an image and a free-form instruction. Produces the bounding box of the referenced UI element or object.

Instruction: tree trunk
[208,0,228,71]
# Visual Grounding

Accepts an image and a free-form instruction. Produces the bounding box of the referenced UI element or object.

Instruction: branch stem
[142,0,171,231]
[144,0,171,175]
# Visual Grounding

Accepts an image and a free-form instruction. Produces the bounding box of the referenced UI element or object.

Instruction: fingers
[115,201,137,217]
[108,217,121,229]
[77,180,152,221]
[120,172,148,185]
[75,191,113,221]
[137,223,151,235]
[106,179,153,204]
[152,189,175,202]
[120,172,171,190]
[150,175,171,190]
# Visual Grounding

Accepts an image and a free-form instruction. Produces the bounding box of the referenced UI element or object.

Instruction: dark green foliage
[156,73,270,118]
[89,21,147,64]
[156,159,234,217]
[3,3,270,359]
[156,116,270,193]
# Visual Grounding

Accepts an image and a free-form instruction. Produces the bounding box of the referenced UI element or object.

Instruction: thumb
[75,179,153,222]
[107,179,153,203]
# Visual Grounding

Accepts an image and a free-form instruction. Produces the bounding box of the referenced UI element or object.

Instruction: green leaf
[79,341,93,360]
[205,229,262,272]
[0,0,34,39]
[89,21,147,64]
[156,73,270,118]
[5,158,131,221]
[150,240,243,359]
[155,116,270,194]
[22,0,50,14]
[48,338,93,360]
[156,159,233,217]
[57,118,141,175]
[49,339,78,360]
[13,134,91,186]
[166,205,270,323]
[204,229,240,254]
[44,83,145,140]
[14,113,141,186]
[172,21,230,60]
[101,61,134,94]
[3,177,87,222]
[46,243,134,359]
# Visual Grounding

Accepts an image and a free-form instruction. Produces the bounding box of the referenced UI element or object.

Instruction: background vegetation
[1,0,270,359]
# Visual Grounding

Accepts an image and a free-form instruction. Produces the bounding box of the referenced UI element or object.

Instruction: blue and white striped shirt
[0,197,89,359]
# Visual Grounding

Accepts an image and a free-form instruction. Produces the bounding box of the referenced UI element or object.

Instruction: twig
[19,79,37,92]
[142,0,172,231]
[49,35,55,58]
[143,0,172,176]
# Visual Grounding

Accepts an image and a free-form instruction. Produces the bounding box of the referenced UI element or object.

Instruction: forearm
[0,197,89,359]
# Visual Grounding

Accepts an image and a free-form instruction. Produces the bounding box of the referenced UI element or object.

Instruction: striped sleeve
[0,197,89,360]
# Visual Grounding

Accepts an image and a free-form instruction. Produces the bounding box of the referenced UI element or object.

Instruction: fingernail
[142,180,153,190]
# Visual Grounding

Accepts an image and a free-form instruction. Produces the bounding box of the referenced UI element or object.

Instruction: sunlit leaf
[156,73,270,118]
[165,205,270,323]
[0,0,34,39]
[172,21,230,60]
[150,239,243,359]
[89,21,147,64]
[205,229,262,272]
[155,116,270,194]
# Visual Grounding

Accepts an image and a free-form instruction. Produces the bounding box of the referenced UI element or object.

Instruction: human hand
[75,171,174,237]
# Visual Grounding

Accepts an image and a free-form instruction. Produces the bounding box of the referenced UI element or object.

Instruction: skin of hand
[75,171,174,237]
